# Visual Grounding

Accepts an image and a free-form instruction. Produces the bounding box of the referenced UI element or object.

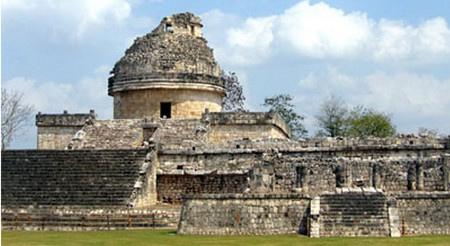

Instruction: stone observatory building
[109,13,225,119]
[2,13,450,237]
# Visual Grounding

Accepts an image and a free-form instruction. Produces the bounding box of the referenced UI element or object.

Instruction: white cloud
[225,16,276,65]
[203,0,450,66]
[2,66,113,118]
[362,72,450,117]
[277,1,373,58]
[2,0,38,11]
[201,10,275,66]
[374,17,450,62]
[3,0,132,39]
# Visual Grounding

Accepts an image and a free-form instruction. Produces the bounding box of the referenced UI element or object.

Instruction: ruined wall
[68,119,143,150]
[178,194,310,235]
[157,152,261,174]
[157,174,248,204]
[396,192,450,235]
[36,111,94,149]
[2,206,180,231]
[157,142,448,199]
[37,126,81,150]
[268,152,448,196]
[208,125,287,143]
[205,112,291,143]
[113,88,222,119]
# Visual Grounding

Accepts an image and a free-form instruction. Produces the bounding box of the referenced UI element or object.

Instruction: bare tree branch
[221,71,246,112]
[1,88,34,149]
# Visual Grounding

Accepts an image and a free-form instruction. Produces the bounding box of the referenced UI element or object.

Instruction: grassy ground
[2,229,450,246]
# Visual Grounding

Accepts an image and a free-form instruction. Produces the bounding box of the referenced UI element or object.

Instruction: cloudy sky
[2,0,450,148]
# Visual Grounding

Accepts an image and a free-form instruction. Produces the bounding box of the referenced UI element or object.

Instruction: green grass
[2,229,450,246]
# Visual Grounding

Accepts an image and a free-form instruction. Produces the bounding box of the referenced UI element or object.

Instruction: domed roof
[108,12,224,95]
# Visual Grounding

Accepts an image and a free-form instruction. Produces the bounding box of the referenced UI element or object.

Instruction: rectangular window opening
[160,102,172,119]
[296,166,305,188]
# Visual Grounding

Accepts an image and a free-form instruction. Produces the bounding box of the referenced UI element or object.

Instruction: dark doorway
[160,102,171,119]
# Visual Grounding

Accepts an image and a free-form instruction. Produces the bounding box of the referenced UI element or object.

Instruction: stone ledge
[36,111,95,127]
[203,111,291,138]
[181,193,311,200]
[393,191,450,199]
[108,72,225,95]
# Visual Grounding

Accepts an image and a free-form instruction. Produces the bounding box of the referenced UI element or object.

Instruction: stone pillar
[131,144,159,207]
[443,154,450,191]
[309,196,320,238]
[387,198,401,237]
[334,164,347,188]
[407,164,416,191]
[372,163,381,189]
[295,166,309,192]
[416,160,424,191]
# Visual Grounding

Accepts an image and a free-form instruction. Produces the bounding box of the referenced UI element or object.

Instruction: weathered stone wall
[157,174,248,204]
[208,125,287,143]
[68,119,144,149]
[2,205,180,231]
[268,152,448,196]
[37,126,81,149]
[153,12,203,37]
[396,192,450,235]
[130,146,159,208]
[177,194,310,235]
[36,111,95,149]
[113,88,222,119]
[204,112,291,142]
[157,148,447,198]
[157,152,261,174]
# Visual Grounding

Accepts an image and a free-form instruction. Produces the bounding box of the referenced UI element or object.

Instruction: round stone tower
[108,12,225,119]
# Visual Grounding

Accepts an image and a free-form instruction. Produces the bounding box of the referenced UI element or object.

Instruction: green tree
[315,95,348,137]
[347,107,396,138]
[263,94,307,139]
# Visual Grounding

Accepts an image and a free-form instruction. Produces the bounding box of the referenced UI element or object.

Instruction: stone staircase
[319,190,390,236]
[1,149,147,207]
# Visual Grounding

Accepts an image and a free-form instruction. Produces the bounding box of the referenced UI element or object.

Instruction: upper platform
[108,12,225,96]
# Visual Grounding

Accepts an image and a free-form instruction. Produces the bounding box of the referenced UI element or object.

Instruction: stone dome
[108,12,224,96]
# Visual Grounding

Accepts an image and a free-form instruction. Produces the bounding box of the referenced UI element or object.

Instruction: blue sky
[2,0,450,148]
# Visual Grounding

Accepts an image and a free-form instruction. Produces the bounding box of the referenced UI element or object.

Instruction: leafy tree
[1,88,34,149]
[221,71,246,112]
[315,95,348,137]
[263,94,307,139]
[346,107,396,138]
